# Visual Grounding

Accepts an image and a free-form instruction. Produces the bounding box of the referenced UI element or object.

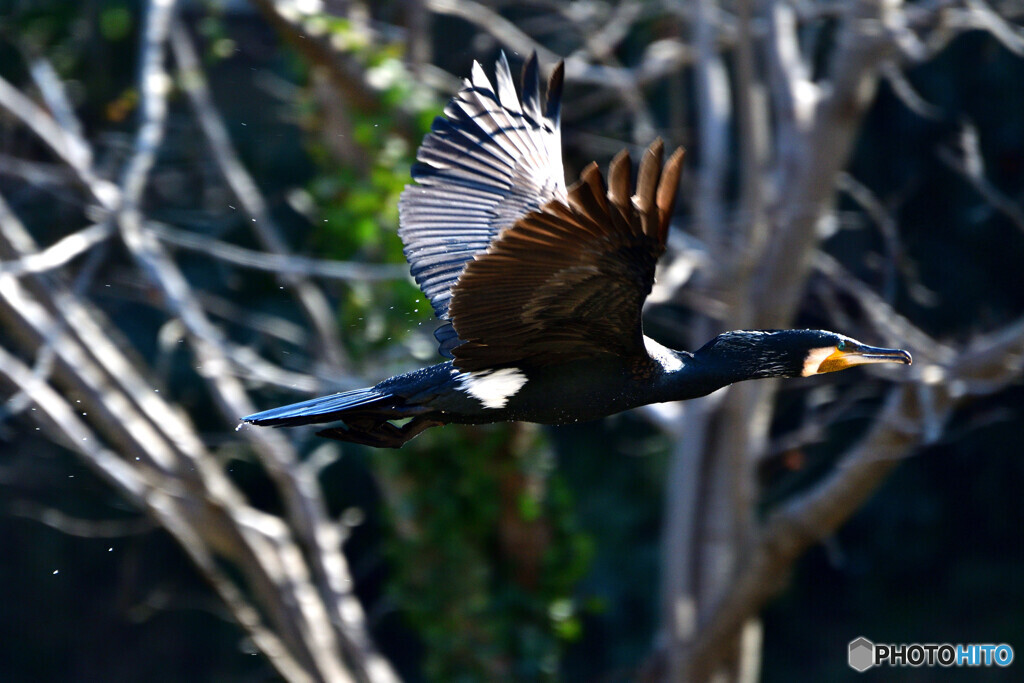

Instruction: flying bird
[243,54,911,448]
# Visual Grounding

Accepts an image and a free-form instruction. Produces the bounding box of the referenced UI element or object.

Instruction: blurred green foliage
[300,30,437,360]
[374,424,593,680]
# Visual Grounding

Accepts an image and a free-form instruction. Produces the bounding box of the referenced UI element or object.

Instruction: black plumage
[243,54,911,448]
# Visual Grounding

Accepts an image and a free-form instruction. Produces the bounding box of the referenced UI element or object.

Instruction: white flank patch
[460,368,528,409]
[644,337,683,372]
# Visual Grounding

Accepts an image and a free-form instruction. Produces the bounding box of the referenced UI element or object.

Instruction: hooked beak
[816,343,913,374]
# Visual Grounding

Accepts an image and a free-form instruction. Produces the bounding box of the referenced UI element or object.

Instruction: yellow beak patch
[802,344,913,377]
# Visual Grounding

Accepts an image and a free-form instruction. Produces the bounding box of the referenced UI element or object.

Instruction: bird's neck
[654,359,748,402]
[654,332,797,401]
[698,330,805,380]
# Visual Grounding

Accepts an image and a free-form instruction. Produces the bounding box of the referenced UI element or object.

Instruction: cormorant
[243,54,912,448]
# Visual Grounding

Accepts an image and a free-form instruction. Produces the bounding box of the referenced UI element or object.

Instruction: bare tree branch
[938,124,1024,234]
[754,0,903,328]
[6,500,156,538]
[732,0,769,263]
[814,252,952,364]
[149,220,408,282]
[677,310,1024,677]
[0,343,319,682]
[0,73,117,204]
[964,0,1024,55]
[650,2,1024,681]
[566,1,657,143]
[880,61,944,119]
[0,1,399,679]
[836,172,902,303]
[0,189,343,682]
[0,222,113,277]
[425,0,563,64]
[693,0,731,247]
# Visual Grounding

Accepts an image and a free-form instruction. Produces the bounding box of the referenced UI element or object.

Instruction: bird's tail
[243,387,392,428]
[242,386,443,448]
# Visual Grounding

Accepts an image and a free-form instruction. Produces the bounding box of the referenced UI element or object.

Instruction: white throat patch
[459,368,528,409]
[644,337,684,372]
[801,346,836,377]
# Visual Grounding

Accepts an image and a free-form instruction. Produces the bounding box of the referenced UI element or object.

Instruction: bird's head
[694,329,912,380]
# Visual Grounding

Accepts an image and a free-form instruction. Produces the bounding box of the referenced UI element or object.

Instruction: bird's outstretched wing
[448,141,685,372]
[398,53,565,355]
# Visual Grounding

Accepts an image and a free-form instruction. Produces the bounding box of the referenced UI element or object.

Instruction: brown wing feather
[448,140,685,371]
[398,54,566,335]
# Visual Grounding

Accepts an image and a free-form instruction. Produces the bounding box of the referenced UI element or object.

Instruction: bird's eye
[837,341,847,351]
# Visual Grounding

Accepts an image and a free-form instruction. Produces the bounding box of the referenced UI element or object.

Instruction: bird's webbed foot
[316,415,445,448]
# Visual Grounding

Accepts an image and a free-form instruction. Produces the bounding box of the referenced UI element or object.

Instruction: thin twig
[0,74,115,203]
[0,153,80,187]
[6,500,156,538]
[693,0,730,249]
[732,0,769,266]
[0,222,114,277]
[425,0,563,64]
[814,252,953,365]
[836,172,902,303]
[26,54,91,164]
[880,61,944,119]
[566,0,658,143]
[150,220,408,281]
[938,133,1024,234]
[964,0,1024,55]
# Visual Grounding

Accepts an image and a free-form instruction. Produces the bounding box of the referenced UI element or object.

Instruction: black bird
[243,54,912,448]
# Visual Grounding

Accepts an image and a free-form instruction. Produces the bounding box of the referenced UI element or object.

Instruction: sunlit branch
[149,221,408,282]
